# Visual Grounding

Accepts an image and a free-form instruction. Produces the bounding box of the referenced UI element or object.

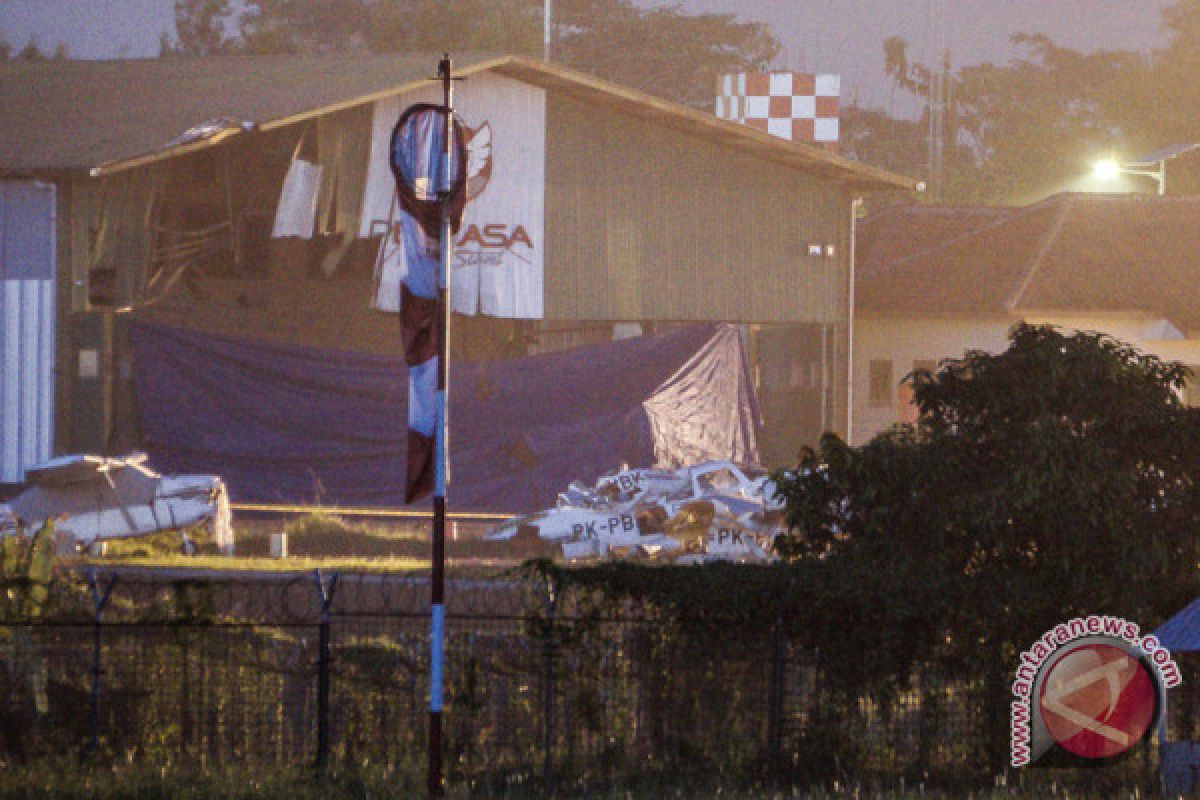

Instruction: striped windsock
[400,212,441,502]
[389,104,467,503]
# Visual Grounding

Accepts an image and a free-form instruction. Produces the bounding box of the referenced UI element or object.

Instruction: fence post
[313,570,339,773]
[86,569,117,760]
[768,615,785,784]
[542,572,558,791]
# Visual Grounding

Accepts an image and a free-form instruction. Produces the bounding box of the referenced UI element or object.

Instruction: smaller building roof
[0,53,916,190]
[857,193,1200,331]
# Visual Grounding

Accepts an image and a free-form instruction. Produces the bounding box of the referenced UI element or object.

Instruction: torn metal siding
[0,181,56,483]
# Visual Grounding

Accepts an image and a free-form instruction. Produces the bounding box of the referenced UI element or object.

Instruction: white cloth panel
[371,199,405,312]
[362,72,546,319]
[271,158,322,238]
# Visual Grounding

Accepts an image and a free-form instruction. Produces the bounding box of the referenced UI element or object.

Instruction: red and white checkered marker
[716,72,840,152]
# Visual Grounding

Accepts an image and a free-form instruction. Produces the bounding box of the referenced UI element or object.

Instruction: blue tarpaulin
[1155,597,1200,653]
[1155,600,1200,793]
[129,319,760,513]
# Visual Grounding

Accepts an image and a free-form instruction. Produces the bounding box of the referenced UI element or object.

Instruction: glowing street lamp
[1092,143,1200,196]
[1092,157,1165,194]
[1092,158,1123,182]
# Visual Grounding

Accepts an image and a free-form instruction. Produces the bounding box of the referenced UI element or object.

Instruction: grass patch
[0,762,1156,800]
[74,554,430,573]
[78,511,543,574]
[0,764,420,800]
[97,526,223,558]
[233,511,521,561]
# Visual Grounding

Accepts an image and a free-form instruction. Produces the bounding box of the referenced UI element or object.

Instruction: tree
[234,0,777,109]
[774,324,1200,768]
[239,0,377,54]
[838,103,972,208]
[8,36,69,62]
[166,0,236,56]
[884,34,1140,204]
[839,104,925,178]
[552,0,779,109]
[1096,0,1200,196]
[14,37,44,62]
[358,0,543,58]
[872,0,1200,203]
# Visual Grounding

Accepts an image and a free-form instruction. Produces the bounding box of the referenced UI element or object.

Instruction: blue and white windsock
[388,104,467,502]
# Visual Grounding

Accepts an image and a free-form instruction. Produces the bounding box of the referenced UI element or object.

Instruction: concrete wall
[852,314,1012,444]
[853,311,1200,443]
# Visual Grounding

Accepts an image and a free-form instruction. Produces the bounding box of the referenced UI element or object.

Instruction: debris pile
[485,461,785,564]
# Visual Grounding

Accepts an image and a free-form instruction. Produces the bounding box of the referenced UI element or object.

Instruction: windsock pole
[428,52,453,800]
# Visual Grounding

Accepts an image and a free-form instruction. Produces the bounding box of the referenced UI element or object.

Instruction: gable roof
[0,53,916,190]
[0,52,491,173]
[856,193,1200,330]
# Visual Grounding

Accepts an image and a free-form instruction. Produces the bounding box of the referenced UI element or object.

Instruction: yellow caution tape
[230,502,505,520]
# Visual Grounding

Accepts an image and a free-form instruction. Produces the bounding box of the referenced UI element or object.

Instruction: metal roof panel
[0,53,917,190]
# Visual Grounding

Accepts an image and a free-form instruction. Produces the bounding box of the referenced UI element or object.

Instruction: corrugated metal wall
[0,181,56,483]
[544,94,849,323]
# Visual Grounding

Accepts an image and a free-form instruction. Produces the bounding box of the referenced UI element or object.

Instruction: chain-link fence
[0,568,1041,788]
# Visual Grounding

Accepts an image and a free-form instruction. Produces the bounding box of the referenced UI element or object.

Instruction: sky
[0,0,174,59]
[662,0,1173,114]
[0,0,1177,112]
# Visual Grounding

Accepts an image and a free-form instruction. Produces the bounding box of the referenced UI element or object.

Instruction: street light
[1092,143,1200,195]
[1092,157,1166,194]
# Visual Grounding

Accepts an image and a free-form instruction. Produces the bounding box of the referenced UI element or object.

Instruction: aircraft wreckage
[485,461,787,563]
[0,453,234,554]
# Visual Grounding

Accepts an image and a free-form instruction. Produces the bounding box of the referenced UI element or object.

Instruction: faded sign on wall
[362,72,546,319]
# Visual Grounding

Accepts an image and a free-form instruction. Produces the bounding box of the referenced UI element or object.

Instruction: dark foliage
[773,323,1200,767]
[166,0,779,109]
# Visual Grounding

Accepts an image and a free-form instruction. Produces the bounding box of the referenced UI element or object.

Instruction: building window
[868,359,893,408]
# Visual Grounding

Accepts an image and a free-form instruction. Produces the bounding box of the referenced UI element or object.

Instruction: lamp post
[1092,143,1200,196]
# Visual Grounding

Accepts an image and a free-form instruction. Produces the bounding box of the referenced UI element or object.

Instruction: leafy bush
[772,324,1200,770]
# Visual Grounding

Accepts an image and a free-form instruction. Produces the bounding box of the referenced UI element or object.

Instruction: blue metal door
[0,181,56,484]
